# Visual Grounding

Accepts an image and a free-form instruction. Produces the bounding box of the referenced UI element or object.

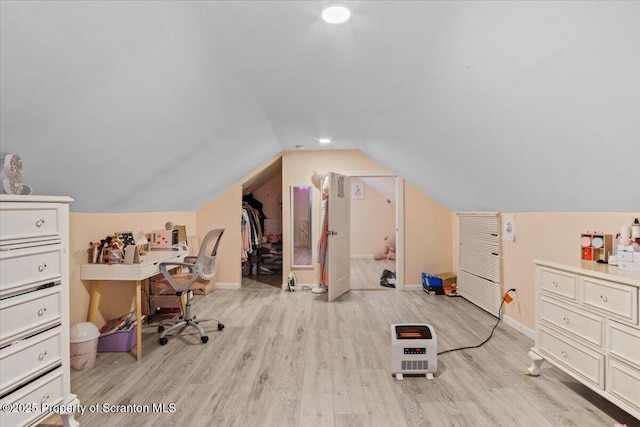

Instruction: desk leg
[135,280,143,361]
[87,281,102,323]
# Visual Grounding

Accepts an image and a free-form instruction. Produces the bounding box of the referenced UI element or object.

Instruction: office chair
[156,228,225,345]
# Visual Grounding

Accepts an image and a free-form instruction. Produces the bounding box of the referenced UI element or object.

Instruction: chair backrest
[195,228,225,281]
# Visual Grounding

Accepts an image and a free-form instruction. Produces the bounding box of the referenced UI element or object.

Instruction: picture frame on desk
[117,231,136,248]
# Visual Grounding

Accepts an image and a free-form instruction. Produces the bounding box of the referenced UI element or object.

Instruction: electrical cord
[437,289,515,356]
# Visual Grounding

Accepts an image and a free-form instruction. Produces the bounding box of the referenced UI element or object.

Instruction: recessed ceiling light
[322,5,351,24]
[318,138,331,144]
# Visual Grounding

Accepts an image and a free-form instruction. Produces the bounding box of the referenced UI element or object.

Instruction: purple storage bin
[97,328,137,352]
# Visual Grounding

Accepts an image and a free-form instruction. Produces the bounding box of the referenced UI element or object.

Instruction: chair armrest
[158,261,202,292]
[159,261,200,270]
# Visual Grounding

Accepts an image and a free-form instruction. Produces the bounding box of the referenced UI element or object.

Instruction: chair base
[158,316,224,345]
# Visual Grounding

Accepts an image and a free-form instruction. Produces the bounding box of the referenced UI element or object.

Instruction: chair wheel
[218,323,225,331]
[201,336,209,343]
[159,337,168,345]
[158,325,165,333]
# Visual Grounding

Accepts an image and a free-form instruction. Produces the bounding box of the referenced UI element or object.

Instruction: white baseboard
[215,283,241,290]
[502,315,535,340]
[404,283,534,340]
[351,255,375,259]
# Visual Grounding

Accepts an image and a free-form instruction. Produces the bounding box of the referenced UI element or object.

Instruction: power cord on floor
[437,288,516,356]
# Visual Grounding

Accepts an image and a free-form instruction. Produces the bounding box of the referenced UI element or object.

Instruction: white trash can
[69,322,99,371]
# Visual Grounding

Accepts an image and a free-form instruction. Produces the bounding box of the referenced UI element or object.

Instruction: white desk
[80,250,188,360]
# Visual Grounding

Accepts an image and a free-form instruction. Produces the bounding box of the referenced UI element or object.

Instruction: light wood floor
[350,257,396,290]
[240,257,395,290]
[62,287,638,427]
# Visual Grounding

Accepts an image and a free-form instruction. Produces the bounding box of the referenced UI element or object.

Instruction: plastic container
[421,273,445,295]
[97,328,137,352]
[69,322,100,371]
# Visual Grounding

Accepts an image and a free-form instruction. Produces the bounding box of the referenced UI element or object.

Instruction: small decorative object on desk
[88,242,101,263]
[108,239,124,264]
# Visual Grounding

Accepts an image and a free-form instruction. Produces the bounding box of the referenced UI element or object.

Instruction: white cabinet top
[534,259,640,287]
[0,195,73,203]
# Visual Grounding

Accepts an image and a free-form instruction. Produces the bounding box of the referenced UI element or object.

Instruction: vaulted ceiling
[1,1,638,212]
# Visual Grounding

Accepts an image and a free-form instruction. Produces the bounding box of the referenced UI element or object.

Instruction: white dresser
[532,259,640,420]
[0,195,79,427]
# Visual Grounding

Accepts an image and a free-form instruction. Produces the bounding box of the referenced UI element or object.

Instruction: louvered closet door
[458,213,502,317]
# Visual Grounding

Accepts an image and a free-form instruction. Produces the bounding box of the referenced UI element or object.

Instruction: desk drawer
[0,206,60,242]
[0,287,62,348]
[540,296,604,347]
[581,277,638,324]
[0,327,63,396]
[539,327,604,388]
[0,247,62,297]
[0,368,65,427]
[539,268,577,301]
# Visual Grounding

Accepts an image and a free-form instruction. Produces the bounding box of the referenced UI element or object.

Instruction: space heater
[390,323,437,380]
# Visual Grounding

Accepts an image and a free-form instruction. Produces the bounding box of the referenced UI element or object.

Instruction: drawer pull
[561,350,568,358]
[553,280,559,287]
[36,218,46,228]
[600,295,608,303]
[37,307,47,316]
[41,393,50,403]
[38,263,48,272]
[563,317,570,324]
[38,350,48,361]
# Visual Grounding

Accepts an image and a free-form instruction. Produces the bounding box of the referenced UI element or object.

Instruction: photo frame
[351,182,365,199]
[117,232,136,247]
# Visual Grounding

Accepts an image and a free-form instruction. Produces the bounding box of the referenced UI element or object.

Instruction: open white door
[328,172,351,301]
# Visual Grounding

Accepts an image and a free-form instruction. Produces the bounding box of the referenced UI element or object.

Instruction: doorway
[241,158,283,289]
[346,173,403,291]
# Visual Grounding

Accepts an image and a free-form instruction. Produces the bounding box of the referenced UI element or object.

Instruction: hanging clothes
[242,193,266,231]
[241,202,263,263]
[317,176,330,289]
[241,208,251,262]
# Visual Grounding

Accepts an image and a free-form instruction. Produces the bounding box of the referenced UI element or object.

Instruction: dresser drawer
[540,296,604,347]
[607,359,640,412]
[538,327,604,388]
[539,268,577,301]
[0,287,62,348]
[0,247,62,298]
[608,321,640,367]
[618,251,634,262]
[0,368,65,427]
[0,327,63,396]
[0,206,60,242]
[581,277,638,324]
